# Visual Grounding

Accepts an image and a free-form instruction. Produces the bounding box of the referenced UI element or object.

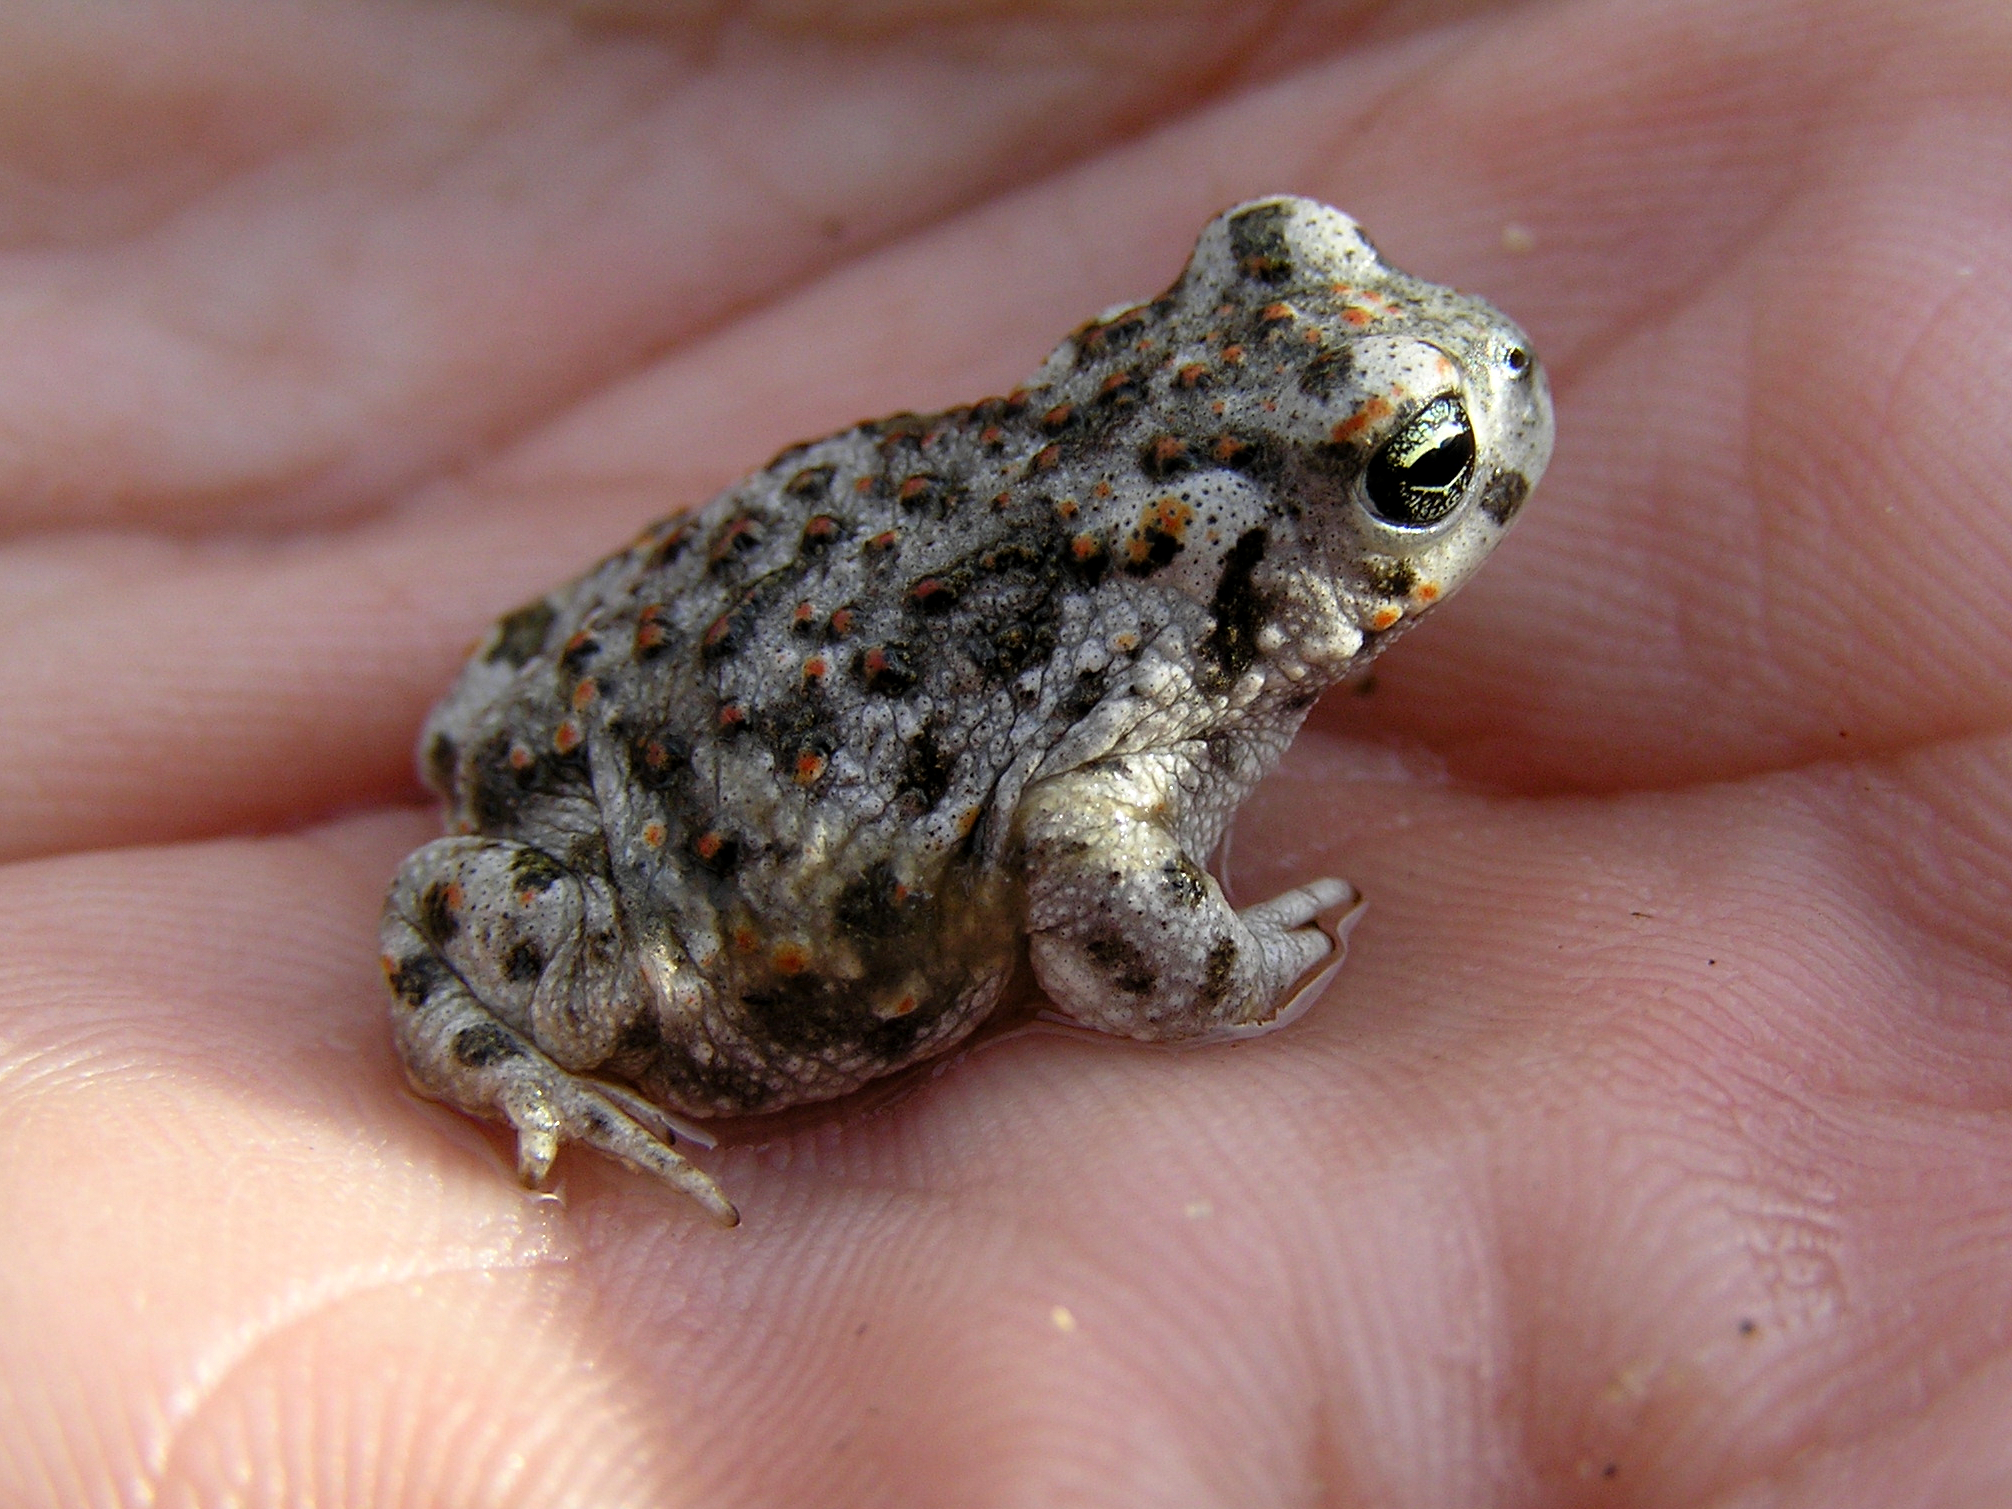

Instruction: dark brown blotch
[691,829,742,875]
[1065,530,1110,586]
[418,881,461,945]
[510,846,567,893]
[1058,667,1107,720]
[502,939,544,982]
[1481,468,1531,524]
[785,464,836,499]
[834,861,931,945]
[975,617,1056,678]
[1362,556,1418,598]
[1298,345,1354,399]
[1198,528,1269,683]
[1073,309,1147,363]
[1139,434,1193,480]
[707,514,765,569]
[700,597,758,662]
[907,572,964,614]
[1209,431,1289,486]
[467,734,589,831]
[897,474,954,514]
[486,600,556,668]
[1086,932,1157,995]
[1228,203,1293,284]
[632,605,671,659]
[387,953,451,1007]
[801,513,845,551]
[451,1022,523,1068]
[1200,936,1239,1006]
[1162,856,1209,908]
[898,724,956,811]
[637,519,694,570]
[614,1011,663,1058]
[857,643,918,695]
[1121,501,1191,578]
[1096,367,1144,407]
[624,727,689,793]
[424,733,459,792]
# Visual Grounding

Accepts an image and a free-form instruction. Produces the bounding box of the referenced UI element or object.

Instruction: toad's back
[421,391,1218,1108]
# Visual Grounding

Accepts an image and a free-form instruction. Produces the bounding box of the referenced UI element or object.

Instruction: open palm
[6,0,2010,1503]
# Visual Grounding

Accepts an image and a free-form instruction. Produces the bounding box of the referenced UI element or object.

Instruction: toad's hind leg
[380,837,739,1226]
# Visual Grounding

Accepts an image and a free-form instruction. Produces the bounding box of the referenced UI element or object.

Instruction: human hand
[5,0,2009,1502]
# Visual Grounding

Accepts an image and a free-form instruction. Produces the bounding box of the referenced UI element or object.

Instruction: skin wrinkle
[0,9,1333,539]
[142,1250,575,1503]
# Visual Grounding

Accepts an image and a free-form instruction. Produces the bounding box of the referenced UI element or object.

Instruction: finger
[0,0,1407,536]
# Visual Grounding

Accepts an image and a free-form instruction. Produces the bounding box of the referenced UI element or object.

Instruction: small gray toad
[381,196,1554,1224]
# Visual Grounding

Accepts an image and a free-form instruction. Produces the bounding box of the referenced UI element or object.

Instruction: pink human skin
[3,0,2011,1504]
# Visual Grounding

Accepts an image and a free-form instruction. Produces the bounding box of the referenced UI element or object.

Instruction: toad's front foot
[1021,765,1365,1042]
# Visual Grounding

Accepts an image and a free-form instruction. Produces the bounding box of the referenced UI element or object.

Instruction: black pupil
[1406,431,1472,488]
[1365,396,1475,527]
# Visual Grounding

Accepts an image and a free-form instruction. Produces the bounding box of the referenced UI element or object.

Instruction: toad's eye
[1364,395,1475,527]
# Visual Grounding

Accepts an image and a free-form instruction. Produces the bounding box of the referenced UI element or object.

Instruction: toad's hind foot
[382,935,739,1227]
[493,1045,740,1226]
